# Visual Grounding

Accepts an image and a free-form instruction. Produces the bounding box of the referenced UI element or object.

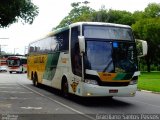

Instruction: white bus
[27,22,147,97]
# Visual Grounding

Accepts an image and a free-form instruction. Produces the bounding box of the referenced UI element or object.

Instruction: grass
[138,72,160,92]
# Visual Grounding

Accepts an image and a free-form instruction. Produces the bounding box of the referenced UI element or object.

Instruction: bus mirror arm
[78,36,85,53]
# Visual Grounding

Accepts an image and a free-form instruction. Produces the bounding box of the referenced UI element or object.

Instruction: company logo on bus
[34,57,45,63]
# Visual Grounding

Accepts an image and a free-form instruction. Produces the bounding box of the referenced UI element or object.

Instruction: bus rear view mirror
[78,36,85,53]
[136,39,148,57]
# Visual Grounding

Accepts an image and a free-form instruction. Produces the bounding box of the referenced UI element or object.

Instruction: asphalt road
[0,72,160,120]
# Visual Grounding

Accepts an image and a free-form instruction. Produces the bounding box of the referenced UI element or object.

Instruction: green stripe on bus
[43,52,60,80]
[113,73,133,80]
[113,73,126,80]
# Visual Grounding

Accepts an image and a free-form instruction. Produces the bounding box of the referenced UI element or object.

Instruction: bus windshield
[7,59,20,66]
[85,41,114,72]
[85,41,138,73]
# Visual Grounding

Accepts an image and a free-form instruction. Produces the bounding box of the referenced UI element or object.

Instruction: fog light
[130,92,135,96]
[87,93,92,96]
[85,79,98,85]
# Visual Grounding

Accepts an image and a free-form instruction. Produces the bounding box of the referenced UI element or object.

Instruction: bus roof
[29,22,131,45]
[7,56,27,59]
[50,22,131,36]
[69,22,131,28]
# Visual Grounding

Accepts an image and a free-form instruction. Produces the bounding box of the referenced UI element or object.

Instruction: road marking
[0,84,18,86]
[20,107,42,110]
[0,87,22,89]
[0,91,33,94]
[10,97,30,100]
[18,83,96,120]
[0,103,11,108]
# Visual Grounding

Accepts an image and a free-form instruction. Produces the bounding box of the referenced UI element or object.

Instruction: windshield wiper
[102,60,113,72]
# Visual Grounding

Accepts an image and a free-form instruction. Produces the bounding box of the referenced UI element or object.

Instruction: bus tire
[33,73,39,87]
[61,78,69,98]
[107,96,113,99]
[9,71,12,74]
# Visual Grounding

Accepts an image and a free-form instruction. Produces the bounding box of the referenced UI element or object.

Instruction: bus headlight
[85,79,98,85]
[129,76,138,85]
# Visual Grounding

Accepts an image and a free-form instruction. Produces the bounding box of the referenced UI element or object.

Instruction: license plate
[109,89,118,93]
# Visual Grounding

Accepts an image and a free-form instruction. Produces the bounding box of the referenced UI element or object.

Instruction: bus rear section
[7,56,27,74]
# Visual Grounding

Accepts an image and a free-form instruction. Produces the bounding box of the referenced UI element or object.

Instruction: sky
[0,0,159,55]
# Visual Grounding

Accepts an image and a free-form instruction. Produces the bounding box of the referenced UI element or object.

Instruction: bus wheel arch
[61,76,69,98]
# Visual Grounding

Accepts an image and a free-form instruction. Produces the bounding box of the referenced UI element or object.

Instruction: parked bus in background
[27,22,147,97]
[0,57,7,66]
[7,56,27,74]
[0,57,8,72]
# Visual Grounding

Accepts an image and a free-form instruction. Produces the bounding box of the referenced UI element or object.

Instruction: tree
[56,2,95,29]
[91,9,134,26]
[132,18,160,72]
[132,3,160,72]
[0,0,39,27]
[144,3,160,18]
[132,11,145,22]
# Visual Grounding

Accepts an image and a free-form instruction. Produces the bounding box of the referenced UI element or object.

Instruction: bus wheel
[9,71,12,74]
[62,79,69,98]
[33,74,39,87]
[107,96,113,100]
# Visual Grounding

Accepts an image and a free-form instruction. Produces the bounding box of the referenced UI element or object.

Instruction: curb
[138,89,160,94]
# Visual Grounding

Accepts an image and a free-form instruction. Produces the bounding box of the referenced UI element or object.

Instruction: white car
[0,66,7,72]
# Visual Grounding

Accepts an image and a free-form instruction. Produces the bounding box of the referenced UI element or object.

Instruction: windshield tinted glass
[85,40,138,73]
[85,41,114,72]
[84,25,133,41]
[113,42,138,73]
[8,59,20,66]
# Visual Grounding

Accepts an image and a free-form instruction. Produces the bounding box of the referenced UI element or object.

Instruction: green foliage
[105,9,134,25]
[132,18,160,40]
[85,9,135,25]
[144,3,160,18]
[0,0,39,27]
[91,9,108,22]
[132,18,160,72]
[56,2,95,29]
[132,3,160,72]
[132,11,145,22]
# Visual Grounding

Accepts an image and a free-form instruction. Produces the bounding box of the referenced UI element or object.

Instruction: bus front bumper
[80,83,137,97]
